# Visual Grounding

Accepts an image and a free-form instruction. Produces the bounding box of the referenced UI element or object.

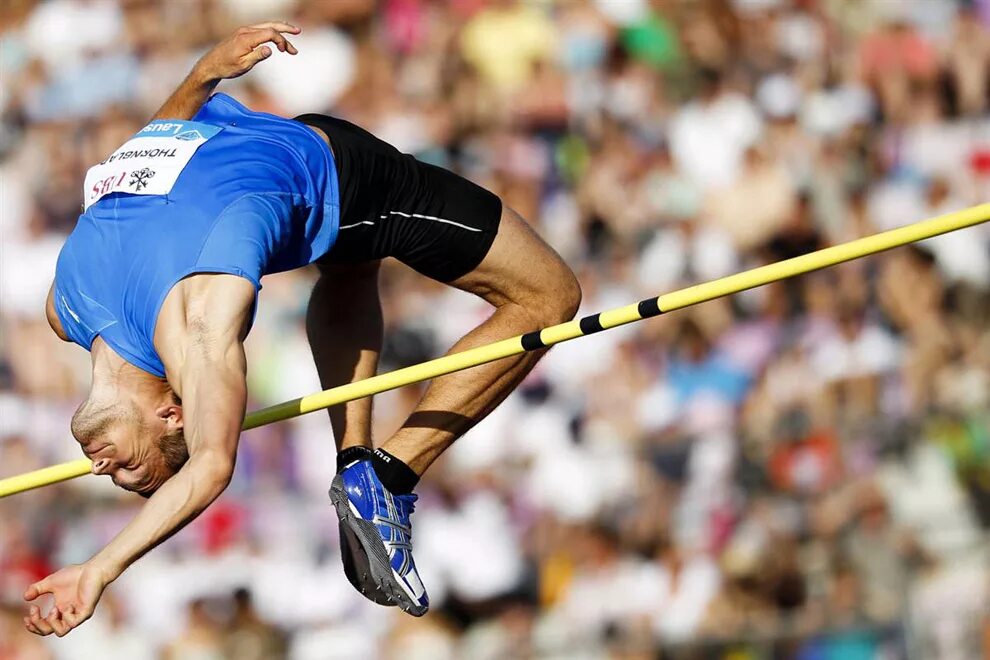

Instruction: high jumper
[24,21,580,636]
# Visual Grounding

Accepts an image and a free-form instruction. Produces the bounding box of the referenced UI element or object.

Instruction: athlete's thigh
[450,205,578,310]
[314,258,382,282]
[307,259,382,326]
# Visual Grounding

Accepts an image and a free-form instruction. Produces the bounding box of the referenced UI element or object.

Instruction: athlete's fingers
[24,578,51,601]
[46,607,70,637]
[247,21,300,35]
[24,616,42,635]
[28,606,53,635]
[62,604,82,628]
[276,36,298,55]
[243,45,273,68]
[256,26,297,54]
[243,27,296,54]
[25,618,48,636]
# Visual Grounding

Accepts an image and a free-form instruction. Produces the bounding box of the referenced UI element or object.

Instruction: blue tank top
[53,93,340,377]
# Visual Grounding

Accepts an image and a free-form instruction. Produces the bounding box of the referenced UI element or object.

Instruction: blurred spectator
[459,0,556,93]
[669,67,763,190]
[225,588,288,660]
[705,145,796,250]
[163,599,225,660]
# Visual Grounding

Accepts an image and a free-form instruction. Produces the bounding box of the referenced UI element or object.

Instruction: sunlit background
[2,0,990,658]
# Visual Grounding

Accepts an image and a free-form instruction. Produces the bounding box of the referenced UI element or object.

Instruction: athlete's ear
[155,402,184,431]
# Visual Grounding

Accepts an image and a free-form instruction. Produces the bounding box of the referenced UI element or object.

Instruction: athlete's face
[80,424,165,495]
[72,398,184,496]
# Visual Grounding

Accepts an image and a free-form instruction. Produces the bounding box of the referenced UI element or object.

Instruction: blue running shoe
[329,460,429,616]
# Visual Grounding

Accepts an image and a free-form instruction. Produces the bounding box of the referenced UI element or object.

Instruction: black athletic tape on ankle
[520,331,546,351]
[638,298,662,318]
[579,313,604,335]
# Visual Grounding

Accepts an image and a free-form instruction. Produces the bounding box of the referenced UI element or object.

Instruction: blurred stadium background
[2,0,990,658]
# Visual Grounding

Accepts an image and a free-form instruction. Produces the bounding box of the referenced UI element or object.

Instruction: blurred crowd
[3,0,990,658]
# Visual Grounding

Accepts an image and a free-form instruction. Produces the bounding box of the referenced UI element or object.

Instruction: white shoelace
[374,515,413,553]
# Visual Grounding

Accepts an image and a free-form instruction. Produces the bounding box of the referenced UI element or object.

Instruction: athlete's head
[70,392,186,497]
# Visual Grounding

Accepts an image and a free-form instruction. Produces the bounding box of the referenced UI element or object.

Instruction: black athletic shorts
[294,114,502,282]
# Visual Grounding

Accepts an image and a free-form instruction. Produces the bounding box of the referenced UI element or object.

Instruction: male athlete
[24,23,580,636]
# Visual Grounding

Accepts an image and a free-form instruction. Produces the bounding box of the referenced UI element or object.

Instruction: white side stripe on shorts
[339,211,482,232]
[338,220,377,230]
[382,210,482,232]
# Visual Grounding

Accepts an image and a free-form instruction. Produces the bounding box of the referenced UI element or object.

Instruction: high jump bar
[2,203,989,498]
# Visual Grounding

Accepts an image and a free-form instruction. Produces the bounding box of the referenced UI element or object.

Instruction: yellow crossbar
[3,203,989,498]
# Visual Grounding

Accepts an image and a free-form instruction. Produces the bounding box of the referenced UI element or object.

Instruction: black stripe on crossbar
[520,331,546,351]
[637,298,663,318]
[579,313,604,335]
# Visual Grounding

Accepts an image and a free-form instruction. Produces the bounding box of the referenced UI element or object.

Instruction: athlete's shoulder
[194,92,291,126]
[194,92,246,118]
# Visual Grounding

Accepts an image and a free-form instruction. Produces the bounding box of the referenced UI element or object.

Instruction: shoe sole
[329,476,429,617]
[339,520,396,606]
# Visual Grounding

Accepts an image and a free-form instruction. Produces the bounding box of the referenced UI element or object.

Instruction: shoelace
[374,494,416,555]
[374,516,413,553]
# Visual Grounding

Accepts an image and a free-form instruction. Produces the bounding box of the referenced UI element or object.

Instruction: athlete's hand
[194,21,301,82]
[22,563,110,637]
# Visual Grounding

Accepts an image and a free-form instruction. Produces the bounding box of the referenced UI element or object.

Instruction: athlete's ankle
[336,445,373,473]
[370,448,419,495]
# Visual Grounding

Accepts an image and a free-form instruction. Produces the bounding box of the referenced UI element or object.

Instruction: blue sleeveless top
[53,93,340,377]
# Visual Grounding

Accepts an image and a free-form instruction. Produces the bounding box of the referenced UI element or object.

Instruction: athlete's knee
[533,262,581,326]
[555,265,582,322]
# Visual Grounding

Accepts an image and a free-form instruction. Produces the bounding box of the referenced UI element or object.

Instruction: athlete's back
[53,93,340,376]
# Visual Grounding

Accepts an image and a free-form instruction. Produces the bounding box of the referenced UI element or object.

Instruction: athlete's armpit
[45,284,70,342]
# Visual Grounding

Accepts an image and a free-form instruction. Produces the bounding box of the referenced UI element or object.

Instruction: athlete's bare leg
[305,260,382,451]
[380,206,581,473]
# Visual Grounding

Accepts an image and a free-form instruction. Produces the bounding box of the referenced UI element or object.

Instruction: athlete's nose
[92,459,111,475]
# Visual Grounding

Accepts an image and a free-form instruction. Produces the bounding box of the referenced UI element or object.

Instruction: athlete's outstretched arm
[23,276,255,637]
[152,21,300,121]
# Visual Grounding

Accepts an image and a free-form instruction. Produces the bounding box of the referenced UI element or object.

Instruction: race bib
[83,120,222,210]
